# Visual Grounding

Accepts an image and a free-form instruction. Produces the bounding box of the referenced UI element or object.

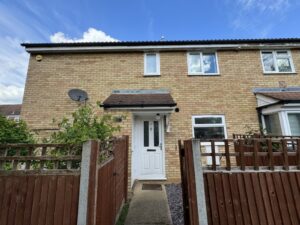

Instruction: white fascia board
[261,104,284,114]
[255,94,279,107]
[25,43,300,53]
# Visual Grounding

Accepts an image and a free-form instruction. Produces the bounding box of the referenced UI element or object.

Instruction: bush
[0,116,35,144]
[49,105,120,145]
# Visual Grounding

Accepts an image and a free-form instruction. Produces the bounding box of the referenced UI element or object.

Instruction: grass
[116,201,130,225]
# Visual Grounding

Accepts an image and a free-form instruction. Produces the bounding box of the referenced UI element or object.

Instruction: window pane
[146,54,157,73]
[276,51,289,57]
[144,121,149,147]
[264,114,282,135]
[153,121,159,146]
[194,127,225,139]
[195,117,222,124]
[276,58,292,72]
[188,54,201,73]
[262,52,275,72]
[203,53,217,73]
[288,113,300,135]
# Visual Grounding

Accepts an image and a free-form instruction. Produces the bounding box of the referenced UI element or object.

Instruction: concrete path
[125,182,172,225]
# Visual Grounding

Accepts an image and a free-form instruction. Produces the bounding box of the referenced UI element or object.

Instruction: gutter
[23,43,300,53]
[100,103,177,109]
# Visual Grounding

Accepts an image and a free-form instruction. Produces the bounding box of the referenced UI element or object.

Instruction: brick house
[21,39,300,184]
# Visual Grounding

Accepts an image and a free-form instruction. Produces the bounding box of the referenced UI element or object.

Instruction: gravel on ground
[165,183,184,225]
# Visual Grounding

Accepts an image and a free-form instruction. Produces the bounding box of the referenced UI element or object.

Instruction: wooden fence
[0,136,129,225]
[96,136,129,225]
[179,138,300,225]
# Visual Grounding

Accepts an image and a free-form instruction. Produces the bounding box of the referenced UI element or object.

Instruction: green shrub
[0,116,35,144]
[48,105,120,145]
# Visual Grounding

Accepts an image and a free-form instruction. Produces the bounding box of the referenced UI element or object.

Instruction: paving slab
[125,182,172,225]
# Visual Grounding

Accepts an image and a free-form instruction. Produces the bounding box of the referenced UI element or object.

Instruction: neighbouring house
[0,104,22,121]
[21,39,300,185]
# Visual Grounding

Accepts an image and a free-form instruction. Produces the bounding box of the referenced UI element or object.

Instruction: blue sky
[1,0,300,104]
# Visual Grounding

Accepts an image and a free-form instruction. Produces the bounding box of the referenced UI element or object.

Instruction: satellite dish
[68,89,89,102]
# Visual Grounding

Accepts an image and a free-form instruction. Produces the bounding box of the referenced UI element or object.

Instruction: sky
[1,0,300,104]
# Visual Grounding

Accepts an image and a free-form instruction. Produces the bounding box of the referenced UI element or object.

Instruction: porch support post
[192,139,208,225]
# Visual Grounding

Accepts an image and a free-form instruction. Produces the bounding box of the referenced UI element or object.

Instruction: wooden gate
[179,140,198,225]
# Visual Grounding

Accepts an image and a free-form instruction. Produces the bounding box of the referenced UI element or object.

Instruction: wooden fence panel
[96,159,115,225]
[95,136,129,225]
[0,174,80,225]
[0,137,128,225]
[179,140,200,225]
[203,172,300,225]
[180,138,300,225]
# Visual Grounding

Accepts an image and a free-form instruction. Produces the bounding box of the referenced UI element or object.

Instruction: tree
[0,116,35,144]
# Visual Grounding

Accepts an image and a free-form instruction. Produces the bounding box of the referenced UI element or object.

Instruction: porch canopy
[253,86,300,136]
[254,86,300,107]
[100,89,177,109]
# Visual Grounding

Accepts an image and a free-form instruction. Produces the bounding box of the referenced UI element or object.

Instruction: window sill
[188,73,220,76]
[263,72,297,75]
[144,74,161,77]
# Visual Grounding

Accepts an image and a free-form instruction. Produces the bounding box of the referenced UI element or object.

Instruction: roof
[21,38,300,48]
[253,87,300,102]
[101,91,177,109]
[259,92,300,100]
[0,104,22,116]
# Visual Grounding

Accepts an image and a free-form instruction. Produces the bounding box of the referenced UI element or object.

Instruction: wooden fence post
[77,140,99,225]
[192,139,208,225]
[124,135,129,202]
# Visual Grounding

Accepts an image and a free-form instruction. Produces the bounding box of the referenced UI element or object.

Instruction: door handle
[147,149,156,152]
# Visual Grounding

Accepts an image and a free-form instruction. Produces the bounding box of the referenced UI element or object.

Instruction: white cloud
[227,0,294,37]
[0,84,24,104]
[0,36,28,104]
[238,0,290,12]
[50,28,118,43]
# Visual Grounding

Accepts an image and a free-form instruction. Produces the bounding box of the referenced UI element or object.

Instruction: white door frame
[131,113,166,185]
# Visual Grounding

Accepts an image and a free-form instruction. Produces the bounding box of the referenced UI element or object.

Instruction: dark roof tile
[0,104,22,116]
[21,38,300,48]
[259,92,300,101]
[101,94,176,108]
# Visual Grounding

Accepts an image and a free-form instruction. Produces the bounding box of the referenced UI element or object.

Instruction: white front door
[133,116,165,180]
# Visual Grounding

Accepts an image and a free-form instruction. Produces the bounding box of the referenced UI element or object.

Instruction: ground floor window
[287,113,300,135]
[192,115,227,139]
[262,110,300,136]
[263,113,282,135]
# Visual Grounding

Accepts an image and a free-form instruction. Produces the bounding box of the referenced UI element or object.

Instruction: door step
[142,183,162,191]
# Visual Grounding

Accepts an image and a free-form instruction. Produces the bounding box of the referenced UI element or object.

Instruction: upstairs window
[261,50,294,73]
[144,53,160,75]
[188,52,219,75]
[192,115,226,139]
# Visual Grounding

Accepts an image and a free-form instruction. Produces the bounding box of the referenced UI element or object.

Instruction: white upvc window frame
[144,52,160,76]
[187,52,219,75]
[192,115,227,140]
[261,106,300,136]
[260,50,295,74]
[285,111,300,136]
[7,115,20,122]
[192,115,227,165]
